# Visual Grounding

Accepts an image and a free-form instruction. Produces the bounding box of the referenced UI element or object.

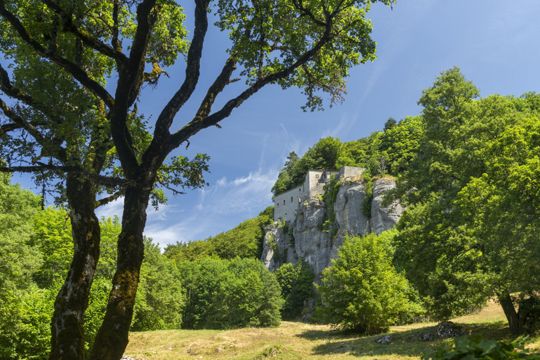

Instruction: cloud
[96,197,124,220]
[144,168,279,247]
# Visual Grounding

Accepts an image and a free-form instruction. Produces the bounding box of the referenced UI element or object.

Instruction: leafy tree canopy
[318,230,424,334]
[394,68,540,333]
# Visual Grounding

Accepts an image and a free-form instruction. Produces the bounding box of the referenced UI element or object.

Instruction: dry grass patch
[125,301,540,360]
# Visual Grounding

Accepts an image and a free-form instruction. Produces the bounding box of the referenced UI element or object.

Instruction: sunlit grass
[125,300,540,360]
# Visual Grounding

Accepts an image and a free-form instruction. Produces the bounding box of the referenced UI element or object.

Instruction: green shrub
[317,231,424,334]
[0,287,53,360]
[178,258,283,329]
[275,261,315,320]
[132,241,185,331]
[425,336,540,359]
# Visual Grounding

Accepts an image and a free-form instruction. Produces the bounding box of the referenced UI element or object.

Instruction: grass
[125,301,540,360]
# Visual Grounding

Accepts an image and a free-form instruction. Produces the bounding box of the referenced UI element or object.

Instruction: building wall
[273,184,305,222]
[305,170,325,198]
[339,166,364,181]
[273,167,363,222]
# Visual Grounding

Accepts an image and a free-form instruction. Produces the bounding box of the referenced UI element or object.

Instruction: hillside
[125,301,540,360]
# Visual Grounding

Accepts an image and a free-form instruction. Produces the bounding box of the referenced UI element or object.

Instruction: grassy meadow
[125,301,540,360]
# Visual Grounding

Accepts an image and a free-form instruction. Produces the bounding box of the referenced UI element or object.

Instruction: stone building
[272,166,363,222]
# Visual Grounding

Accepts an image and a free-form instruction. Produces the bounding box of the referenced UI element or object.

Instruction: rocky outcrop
[371,177,404,234]
[261,177,403,277]
[292,199,331,276]
[333,181,371,259]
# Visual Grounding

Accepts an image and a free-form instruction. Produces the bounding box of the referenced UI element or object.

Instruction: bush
[275,261,315,320]
[425,336,540,360]
[0,287,53,360]
[317,231,424,334]
[132,241,185,331]
[178,258,283,329]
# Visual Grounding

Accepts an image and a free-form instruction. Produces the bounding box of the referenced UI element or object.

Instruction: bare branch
[42,0,128,64]
[152,0,210,142]
[0,4,115,107]
[193,57,237,121]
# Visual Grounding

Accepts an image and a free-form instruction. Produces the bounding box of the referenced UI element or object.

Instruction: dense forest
[1,68,540,358]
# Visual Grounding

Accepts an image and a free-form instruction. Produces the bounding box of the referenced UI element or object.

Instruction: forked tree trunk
[49,176,101,360]
[498,292,523,335]
[90,185,151,360]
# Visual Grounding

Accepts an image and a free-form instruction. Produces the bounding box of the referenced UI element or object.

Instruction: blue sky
[12,0,540,247]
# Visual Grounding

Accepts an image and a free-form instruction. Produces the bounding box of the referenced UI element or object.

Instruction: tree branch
[0,122,21,135]
[109,0,158,175]
[152,0,210,142]
[42,0,128,64]
[291,0,326,27]
[0,4,115,107]
[0,98,68,160]
[192,57,237,122]
[112,0,121,52]
[0,64,35,105]
[96,190,124,208]
[0,164,73,173]
[169,20,333,149]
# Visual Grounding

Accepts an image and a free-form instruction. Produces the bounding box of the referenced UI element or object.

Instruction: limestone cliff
[261,177,403,277]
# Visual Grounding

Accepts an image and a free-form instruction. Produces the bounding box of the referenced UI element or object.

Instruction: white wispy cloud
[144,168,279,247]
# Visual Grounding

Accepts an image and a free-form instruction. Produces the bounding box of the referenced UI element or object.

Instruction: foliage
[178,257,283,329]
[394,68,540,328]
[321,175,340,234]
[0,178,189,358]
[318,231,424,334]
[273,137,343,195]
[165,207,273,261]
[275,261,315,320]
[132,240,185,331]
[272,117,424,195]
[426,336,540,360]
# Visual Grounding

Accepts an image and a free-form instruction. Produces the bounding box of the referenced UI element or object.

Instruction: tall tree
[0,0,394,358]
[394,68,540,334]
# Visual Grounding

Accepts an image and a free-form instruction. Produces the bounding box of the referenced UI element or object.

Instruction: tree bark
[498,292,523,335]
[49,176,101,360]
[90,184,151,360]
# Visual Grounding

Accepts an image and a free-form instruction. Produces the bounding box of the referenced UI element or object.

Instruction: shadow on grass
[297,321,509,358]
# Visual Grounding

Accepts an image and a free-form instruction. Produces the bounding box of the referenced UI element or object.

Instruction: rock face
[261,177,403,277]
[371,177,405,234]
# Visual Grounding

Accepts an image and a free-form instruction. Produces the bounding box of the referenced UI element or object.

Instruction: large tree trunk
[90,185,151,360]
[49,176,100,360]
[498,292,523,335]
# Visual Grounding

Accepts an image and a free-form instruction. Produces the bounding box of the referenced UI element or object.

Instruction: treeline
[164,206,273,261]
